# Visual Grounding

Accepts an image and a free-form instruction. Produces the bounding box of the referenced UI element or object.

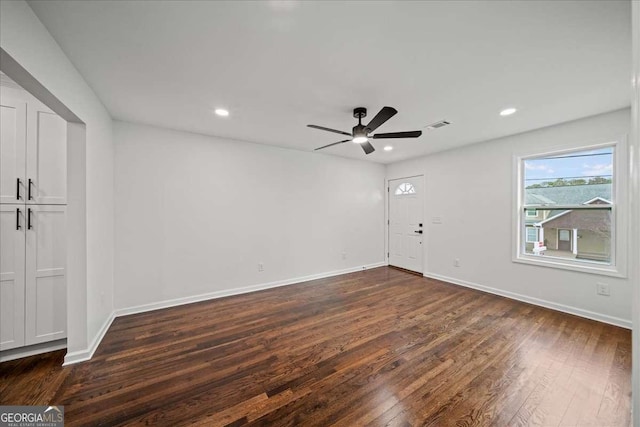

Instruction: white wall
[0,0,114,353]
[387,109,632,325]
[114,121,385,310]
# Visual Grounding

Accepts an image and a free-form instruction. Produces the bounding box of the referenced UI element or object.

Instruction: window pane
[524,147,613,206]
[526,227,539,242]
[523,208,611,264]
[395,183,416,195]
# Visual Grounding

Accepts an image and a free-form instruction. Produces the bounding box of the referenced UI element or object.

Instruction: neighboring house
[524,184,611,262]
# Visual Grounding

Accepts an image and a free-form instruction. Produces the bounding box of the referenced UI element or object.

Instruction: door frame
[385,174,425,274]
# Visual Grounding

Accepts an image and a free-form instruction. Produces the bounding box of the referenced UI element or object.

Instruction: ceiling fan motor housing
[352,124,368,138]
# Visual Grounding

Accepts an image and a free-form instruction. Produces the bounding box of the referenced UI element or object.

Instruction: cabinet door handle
[28,208,33,230]
[16,208,21,230]
[16,178,21,200]
[28,179,33,200]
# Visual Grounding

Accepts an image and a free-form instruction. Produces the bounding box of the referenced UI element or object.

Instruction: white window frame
[525,209,538,218]
[512,139,628,278]
[525,227,539,243]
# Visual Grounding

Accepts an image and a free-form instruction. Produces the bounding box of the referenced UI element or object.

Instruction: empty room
[0,1,639,426]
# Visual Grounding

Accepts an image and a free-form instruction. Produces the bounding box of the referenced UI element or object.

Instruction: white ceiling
[28,0,631,164]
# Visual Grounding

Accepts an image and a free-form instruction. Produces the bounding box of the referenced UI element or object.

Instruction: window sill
[513,254,626,278]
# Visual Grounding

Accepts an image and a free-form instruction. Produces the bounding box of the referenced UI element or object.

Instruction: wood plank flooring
[0,267,632,426]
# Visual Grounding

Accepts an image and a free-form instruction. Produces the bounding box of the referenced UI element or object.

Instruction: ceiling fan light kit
[308,106,423,155]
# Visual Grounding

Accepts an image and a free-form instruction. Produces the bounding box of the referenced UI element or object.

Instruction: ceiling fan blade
[365,106,397,132]
[373,130,422,139]
[307,124,352,137]
[314,139,351,151]
[361,141,375,155]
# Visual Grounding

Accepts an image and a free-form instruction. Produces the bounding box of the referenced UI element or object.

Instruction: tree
[526,176,611,189]
[587,176,611,185]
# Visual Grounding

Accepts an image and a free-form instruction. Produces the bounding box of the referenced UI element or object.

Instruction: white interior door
[25,205,66,345]
[26,99,67,205]
[0,88,27,204]
[0,205,26,350]
[388,176,424,273]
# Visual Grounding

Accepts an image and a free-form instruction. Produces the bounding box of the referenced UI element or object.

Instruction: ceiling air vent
[425,120,450,130]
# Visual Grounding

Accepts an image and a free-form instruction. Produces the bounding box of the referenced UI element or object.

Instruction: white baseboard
[423,272,632,329]
[63,262,386,365]
[63,310,115,366]
[115,262,387,318]
[0,339,67,363]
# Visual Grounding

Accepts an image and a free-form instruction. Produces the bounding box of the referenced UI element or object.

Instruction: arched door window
[395,182,416,195]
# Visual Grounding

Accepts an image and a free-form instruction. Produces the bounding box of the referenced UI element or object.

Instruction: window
[526,227,539,243]
[515,144,621,275]
[395,182,416,195]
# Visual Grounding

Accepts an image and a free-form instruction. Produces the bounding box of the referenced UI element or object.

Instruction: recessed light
[214,108,229,117]
[384,146,393,151]
[500,107,517,116]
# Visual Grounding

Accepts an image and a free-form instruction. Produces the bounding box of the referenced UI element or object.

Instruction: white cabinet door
[0,205,26,350]
[0,88,27,204]
[26,100,67,205]
[25,205,66,345]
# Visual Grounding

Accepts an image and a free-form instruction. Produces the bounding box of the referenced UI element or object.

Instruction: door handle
[414,230,423,234]
[16,178,21,200]
[28,208,33,230]
[16,208,21,230]
[28,179,33,200]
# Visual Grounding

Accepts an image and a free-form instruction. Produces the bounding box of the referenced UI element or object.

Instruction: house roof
[525,184,611,206]
[525,184,612,229]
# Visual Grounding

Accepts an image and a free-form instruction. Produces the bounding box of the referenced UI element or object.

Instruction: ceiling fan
[308,106,422,155]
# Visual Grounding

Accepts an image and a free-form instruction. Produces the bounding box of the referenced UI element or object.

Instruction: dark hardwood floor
[0,267,631,426]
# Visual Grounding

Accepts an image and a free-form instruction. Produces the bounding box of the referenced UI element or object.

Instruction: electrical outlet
[258,263,264,272]
[596,282,610,296]
[454,258,460,267]
[432,216,442,224]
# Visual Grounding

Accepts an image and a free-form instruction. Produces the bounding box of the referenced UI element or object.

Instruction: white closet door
[26,99,67,205]
[25,205,66,345]
[0,205,26,350]
[0,88,27,204]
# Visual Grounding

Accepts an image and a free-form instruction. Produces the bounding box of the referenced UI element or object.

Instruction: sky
[524,147,613,184]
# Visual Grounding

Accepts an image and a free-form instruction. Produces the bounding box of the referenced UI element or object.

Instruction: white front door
[388,176,424,273]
